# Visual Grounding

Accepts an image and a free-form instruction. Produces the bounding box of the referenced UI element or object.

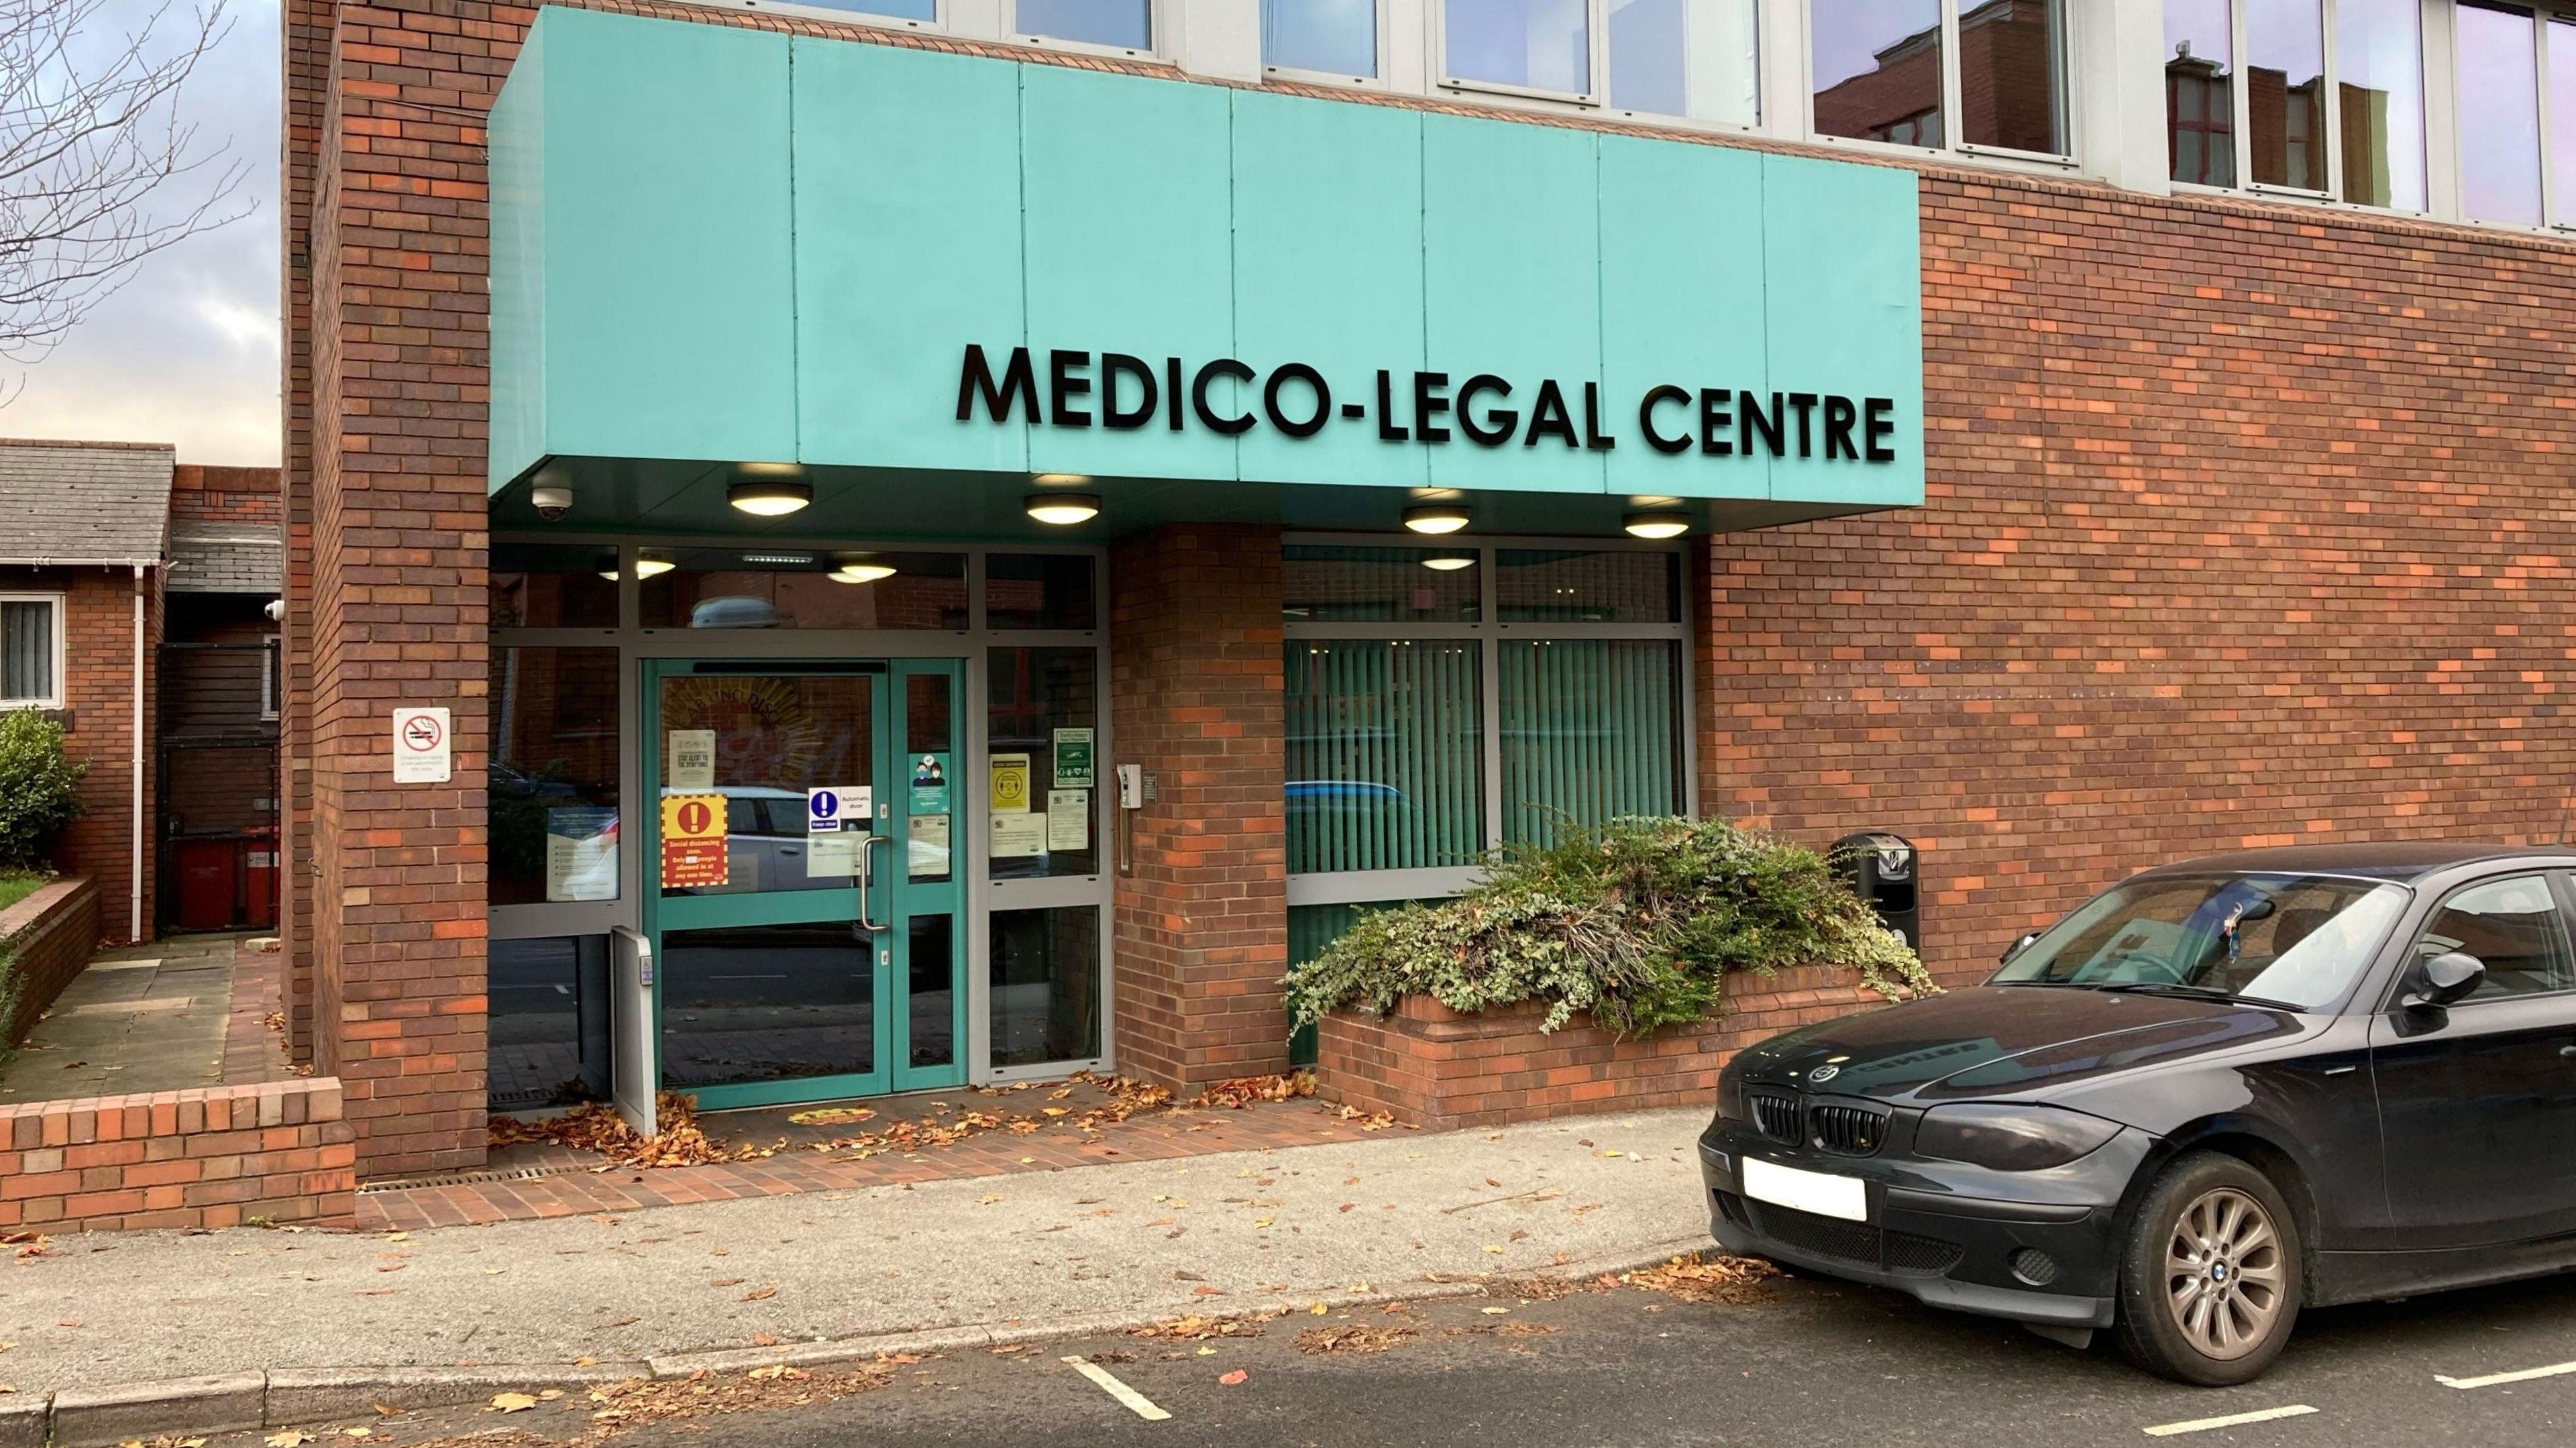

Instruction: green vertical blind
[1286,899,1408,1066]
[1284,640,1484,874]
[1499,638,1684,844]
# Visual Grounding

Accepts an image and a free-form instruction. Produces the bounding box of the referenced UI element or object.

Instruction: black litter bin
[1833,832,1919,952]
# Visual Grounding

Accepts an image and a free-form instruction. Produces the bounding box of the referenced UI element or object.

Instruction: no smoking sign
[390,706,451,783]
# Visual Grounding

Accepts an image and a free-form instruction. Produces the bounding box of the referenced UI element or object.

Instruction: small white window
[0,594,63,710]
[1438,0,1760,123]
[1014,0,1153,54]
[1813,0,2070,160]
[1264,0,1381,80]
[2160,0,2426,212]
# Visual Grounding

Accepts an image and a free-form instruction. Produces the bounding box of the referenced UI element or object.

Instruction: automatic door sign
[807,785,872,832]
[659,793,729,889]
[391,706,451,783]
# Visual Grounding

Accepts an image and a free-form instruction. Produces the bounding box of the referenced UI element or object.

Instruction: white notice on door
[667,730,716,790]
[1045,789,1090,851]
[806,830,861,879]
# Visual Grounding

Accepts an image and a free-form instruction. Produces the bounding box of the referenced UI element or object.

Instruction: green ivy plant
[0,710,84,871]
[1285,815,1935,1040]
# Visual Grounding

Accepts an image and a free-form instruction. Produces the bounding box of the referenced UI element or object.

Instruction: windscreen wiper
[2092,981,2304,1012]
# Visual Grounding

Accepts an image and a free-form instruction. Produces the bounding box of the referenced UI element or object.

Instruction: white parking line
[2436,1359,2576,1390]
[1062,1354,1173,1421]
[2142,1404,2318,1437]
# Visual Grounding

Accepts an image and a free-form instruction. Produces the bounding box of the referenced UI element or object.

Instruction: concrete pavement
[0,1105,1713,1396]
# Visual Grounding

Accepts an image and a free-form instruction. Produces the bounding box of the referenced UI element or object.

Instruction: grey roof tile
[0,440,174,565]
[166,520,282,594]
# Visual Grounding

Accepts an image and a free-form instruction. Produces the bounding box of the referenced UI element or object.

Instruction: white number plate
[1741,1158,1868,1223]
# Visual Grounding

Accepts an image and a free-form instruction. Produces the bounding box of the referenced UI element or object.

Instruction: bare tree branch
[0,0,249,366]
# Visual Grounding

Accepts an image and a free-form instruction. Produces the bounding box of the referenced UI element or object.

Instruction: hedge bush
[0,710,84,871]
[1285,816,1934,1039]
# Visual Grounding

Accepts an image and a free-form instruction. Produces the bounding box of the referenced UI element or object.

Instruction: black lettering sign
[951,347,1906,468]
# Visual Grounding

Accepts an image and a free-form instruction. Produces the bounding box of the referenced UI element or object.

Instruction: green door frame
[640,658,965,1111]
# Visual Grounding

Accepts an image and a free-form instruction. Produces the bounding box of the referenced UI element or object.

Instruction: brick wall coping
[0,877,92,950]
[0,1076,356,1233]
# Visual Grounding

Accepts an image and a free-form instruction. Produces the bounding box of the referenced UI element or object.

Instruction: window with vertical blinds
[1283,639,1485,874]
[1499,637,1684,844]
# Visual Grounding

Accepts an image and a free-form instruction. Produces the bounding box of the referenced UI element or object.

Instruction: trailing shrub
[0,710,83,871]
[1285,816,1934,1038]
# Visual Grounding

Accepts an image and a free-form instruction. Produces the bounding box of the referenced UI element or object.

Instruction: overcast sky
[3,0,280,466]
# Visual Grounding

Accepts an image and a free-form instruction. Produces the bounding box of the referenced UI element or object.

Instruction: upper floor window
[2162,0,2424,210]
[1441,0,1759,125]
[1813,0,2068,158]
[2452,1,2576,229]
[1014,0,1151,53]
[799,0,934,21]
[0,594,62,710]
[1265,0,1379,80]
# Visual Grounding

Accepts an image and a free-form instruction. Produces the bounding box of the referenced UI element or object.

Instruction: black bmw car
[1699,843,2576,1385]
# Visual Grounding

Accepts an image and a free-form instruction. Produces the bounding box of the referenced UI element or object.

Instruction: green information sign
[1052,728,1095,789]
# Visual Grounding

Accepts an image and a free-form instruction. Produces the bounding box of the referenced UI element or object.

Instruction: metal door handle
[857,832,892,934]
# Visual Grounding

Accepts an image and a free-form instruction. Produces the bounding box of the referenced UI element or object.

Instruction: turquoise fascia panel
[486,10,1923,514]
[1423,114,1605,495]
[1230,92,1427,492]
[538,8,798,465]
[792,39,1027,474]
[1018,64,1237,483]
[486,20,547,492]
[1598,136,1769,502]
[1758,154,1926,506]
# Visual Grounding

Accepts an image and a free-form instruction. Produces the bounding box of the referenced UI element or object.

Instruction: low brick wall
[0,1078,356,1232]
[0,878,100,1045]
[1316,966,1893,1131]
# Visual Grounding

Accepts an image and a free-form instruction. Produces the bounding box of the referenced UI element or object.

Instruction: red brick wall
[280,0,330,1062]
[301,1,505,1174]
[1316,966,1884,1130]
[0,879,100,1046]
[1109,524,1291,1091]
[170,465,283,528]
[0,1078,356,1232]
[1701,170,2576,989]
[7,567,159,943]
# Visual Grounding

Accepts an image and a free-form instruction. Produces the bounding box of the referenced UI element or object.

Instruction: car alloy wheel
[2162,1186,2288,1361]
[2116,1150,2303,1386]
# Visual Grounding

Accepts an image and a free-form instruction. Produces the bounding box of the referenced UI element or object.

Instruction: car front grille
[1751,1202,1964,1278]
[1808,1103,1888,1157]
[1749,1092,1803,1144]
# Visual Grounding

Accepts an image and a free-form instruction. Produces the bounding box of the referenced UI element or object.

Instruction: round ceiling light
[727,467,812,517]
[829,555,898,584]
[1623,510,1691,540]
[1025,492,1102,526]
[1421,552,1475,571]
[634,552,676,579]
[1402,503,1472,535]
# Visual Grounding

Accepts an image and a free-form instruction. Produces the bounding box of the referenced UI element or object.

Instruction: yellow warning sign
[987,752,1032,814]
[659,792,729,889]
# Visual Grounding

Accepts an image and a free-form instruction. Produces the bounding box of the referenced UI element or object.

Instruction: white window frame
[681,0,946,37]
[2165,0,2435,217]
[260,635,282,722]
[1009,0,1163,60]
[1428,0,1768,129]
[1805,0,2079,166]
[2445,0,2576,231]
[1262,0,1397,89]
[1279,533,1696,910]
[0,592,64,711]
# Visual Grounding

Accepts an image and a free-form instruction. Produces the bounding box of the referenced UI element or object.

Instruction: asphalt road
[278,1260,2576,1448]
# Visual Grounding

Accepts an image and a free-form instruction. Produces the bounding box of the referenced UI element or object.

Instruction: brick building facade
[278,0,2576,1177]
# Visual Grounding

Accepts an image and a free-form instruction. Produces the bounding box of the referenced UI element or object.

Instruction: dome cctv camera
[530,484,574,521]
[264,599,286,622]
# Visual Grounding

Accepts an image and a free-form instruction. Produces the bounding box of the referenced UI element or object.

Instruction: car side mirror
[2000,931,2041,965]
[2406,951,2485,1009]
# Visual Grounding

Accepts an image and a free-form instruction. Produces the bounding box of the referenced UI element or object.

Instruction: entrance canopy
[486,7,1925,540]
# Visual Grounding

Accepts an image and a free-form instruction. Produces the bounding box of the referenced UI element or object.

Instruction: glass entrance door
[641,660,965,1109]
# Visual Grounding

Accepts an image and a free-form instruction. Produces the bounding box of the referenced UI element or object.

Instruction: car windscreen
[1991,873,2410,1009]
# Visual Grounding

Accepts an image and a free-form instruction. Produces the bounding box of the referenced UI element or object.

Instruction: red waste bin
[175,840,239,932]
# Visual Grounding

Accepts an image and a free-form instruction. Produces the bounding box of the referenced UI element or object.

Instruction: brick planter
[0,878,101,1046]
[0,1078,357,1232]
[1316,966,1892,1131]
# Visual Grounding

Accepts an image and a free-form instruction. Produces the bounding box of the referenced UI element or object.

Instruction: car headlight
[1914,1104,2121,1171]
